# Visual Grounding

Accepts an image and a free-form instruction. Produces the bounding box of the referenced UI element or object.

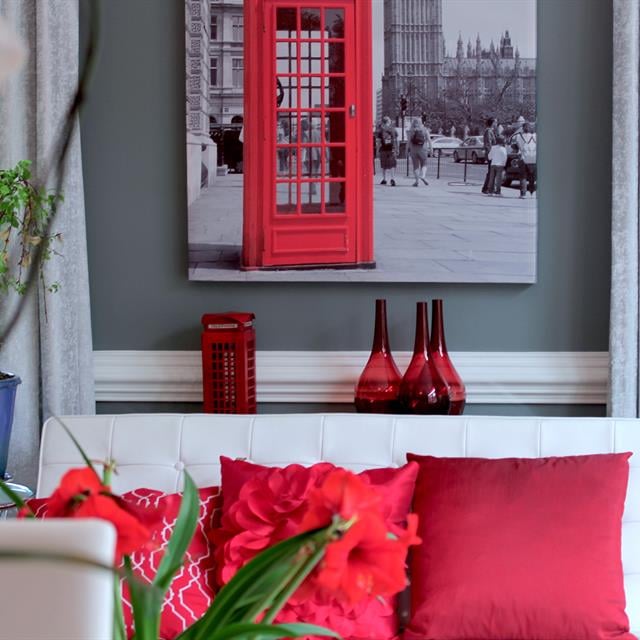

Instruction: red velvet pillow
[406,453,634,640]
[28,485,221,640]
[214,457,419,640]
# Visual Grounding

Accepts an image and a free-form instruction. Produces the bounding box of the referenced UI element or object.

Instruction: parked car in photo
[431,136,461,156]
[453,136,486,164]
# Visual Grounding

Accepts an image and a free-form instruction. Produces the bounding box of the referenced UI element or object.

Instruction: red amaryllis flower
[300,468,382,532]
[74,493,154,559]
[314,512,417,604]
[41,467,104,516]
[20,467,154,560]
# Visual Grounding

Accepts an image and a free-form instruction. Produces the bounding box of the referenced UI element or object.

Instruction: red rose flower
[313,512,417,604]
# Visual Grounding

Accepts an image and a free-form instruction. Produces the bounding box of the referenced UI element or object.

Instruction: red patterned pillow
[28,485,221,640]
[213,457,418,640]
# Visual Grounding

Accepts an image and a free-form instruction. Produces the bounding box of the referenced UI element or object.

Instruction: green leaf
[113,575,127,640]
[179,532,321,640]
[123,555,162,640]
[153,471,199,592]
[0,479,29,510]
[208,622,341,640]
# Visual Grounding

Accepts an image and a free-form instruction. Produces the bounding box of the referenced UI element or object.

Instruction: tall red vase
[399,302,450,414]
[430,299,466,415]
[355,299,402,413]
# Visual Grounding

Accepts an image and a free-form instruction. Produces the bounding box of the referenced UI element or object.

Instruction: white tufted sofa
[37,413,640,634]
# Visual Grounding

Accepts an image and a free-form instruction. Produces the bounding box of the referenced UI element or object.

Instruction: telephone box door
[243,0,373,269]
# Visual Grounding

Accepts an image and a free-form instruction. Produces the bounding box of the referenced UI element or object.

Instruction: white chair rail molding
[93,350,609,405]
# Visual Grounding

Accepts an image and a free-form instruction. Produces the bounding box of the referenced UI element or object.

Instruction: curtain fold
[0,0,95,487]
[609,0,640,417]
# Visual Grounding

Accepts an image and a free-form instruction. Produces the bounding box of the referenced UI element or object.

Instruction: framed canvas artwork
[185,0,537,283]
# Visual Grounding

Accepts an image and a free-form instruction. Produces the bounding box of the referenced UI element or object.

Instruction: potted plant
[0,159,61,478]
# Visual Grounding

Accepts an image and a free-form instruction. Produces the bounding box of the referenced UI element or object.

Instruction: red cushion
[405,453,634,640]
[28,486,221,640]
[215,457,418,640]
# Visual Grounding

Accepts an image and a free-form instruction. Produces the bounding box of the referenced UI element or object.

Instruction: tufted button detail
[175,461,185,471]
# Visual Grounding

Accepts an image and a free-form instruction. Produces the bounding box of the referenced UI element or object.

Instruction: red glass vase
[430,299,466,415]
[399,302,449,414]
[355,299,402,413]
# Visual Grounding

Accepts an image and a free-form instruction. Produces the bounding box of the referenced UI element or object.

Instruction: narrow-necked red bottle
[355,299,402,413]
[430,299,466,415]
[399,302,449,414]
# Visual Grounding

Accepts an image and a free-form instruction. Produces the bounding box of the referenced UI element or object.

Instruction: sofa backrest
[0,519,115,639]
[38,413,640,631]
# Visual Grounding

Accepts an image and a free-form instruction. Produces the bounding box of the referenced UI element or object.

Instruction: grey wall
[81,0,612,415]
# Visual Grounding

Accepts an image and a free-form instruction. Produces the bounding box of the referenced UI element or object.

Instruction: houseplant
[0,159,63,478]
[1,423,419,640]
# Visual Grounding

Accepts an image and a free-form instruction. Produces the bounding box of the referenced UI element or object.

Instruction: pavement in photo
[188,160,536,283]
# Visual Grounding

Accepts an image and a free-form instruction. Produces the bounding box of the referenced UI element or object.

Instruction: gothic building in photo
[381,0,536,131]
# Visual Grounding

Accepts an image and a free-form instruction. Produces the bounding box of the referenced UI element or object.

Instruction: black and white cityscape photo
[186,0,538,282]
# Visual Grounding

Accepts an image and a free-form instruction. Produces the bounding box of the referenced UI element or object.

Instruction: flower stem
[261,541,327,624]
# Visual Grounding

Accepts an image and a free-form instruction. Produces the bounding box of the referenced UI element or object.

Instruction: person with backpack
[377,116,398,186]
[514,122,537,196]
[408,117,432,187]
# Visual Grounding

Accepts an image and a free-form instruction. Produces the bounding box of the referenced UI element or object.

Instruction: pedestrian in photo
[300,117,321,193]
[377,115,398,186]
[514,122,537,196]
[487,135,507,196]
[481,117,498,194]
[408,117,432,187]
[276,119,290,175]
[450,124,456,138]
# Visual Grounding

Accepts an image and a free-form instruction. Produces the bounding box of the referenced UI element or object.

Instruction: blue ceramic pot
[0,373,20,479]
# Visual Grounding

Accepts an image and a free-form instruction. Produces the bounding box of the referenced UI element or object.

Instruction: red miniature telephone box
[243,0,373,270]
[201,313,257,413]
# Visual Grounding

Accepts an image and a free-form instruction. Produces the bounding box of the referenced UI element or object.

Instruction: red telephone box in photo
[243,0,373,269]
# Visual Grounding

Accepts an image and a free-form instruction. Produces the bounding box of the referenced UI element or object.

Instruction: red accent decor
[214,457,418,640]
[430,299,466,414]
[355,299,402,413]
[405,453,634,640]
[29,486,222,640]
[242,0,373,269]
[201,313,256,414]
[398,301,449,414]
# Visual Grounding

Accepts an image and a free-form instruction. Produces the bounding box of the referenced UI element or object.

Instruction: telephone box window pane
[300,8,321,39]
[301,147,323,177]
[327,147,346,178]
[325,77,345,107]
[327,112,345,142]
[301,183,322,213]
[300,53,322,75]
[327,42,344,73]
[276,183,297,214]
[325,182,346,212]
[324,9,344,38]
[276,8,297,38]
[276,42,297,74]
[300,76,322,108]
[277,76,297,109]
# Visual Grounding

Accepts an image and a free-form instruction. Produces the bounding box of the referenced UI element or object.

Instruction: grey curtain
[0,0,95,486]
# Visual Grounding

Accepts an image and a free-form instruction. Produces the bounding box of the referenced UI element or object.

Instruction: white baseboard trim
[93,350,609,405]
